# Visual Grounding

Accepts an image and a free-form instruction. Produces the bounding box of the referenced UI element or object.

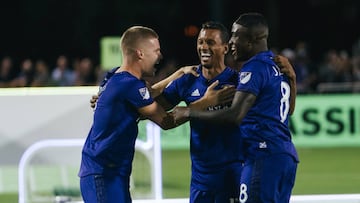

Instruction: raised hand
[273,54,297,115]
[181,65,200,77]
[203,80,236,106]
[189,80,236,110]
[150,65,200,98]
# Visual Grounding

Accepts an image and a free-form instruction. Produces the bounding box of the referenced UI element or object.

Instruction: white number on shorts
[239,183,248,203]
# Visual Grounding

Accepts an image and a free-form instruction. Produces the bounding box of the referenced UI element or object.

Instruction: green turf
[163,147,360,197]
[0,193,17,203]
[292,147,360,194]
[161,149,191,198]
[1,147,359,202]
[160,147,360,197]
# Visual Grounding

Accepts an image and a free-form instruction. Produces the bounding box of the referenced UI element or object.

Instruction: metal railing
[18,122,162,203]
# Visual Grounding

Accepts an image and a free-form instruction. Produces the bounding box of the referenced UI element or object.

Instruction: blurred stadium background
[1,0,360,85]
[1,0,360,202]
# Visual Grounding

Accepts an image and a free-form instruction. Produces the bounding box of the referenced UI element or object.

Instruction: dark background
[1,0,359,68]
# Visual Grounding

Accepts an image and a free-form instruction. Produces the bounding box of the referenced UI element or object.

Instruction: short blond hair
[120,26,159,56]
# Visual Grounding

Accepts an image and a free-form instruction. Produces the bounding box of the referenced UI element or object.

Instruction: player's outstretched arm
[150,65,199,98]
[173,90,256,125]
[138,102,179,130]
[169,80,236,126]
[274,55,297,115]
[90,66,199,110]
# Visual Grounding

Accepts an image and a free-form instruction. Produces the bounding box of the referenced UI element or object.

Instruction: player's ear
[136,49,144,59]
[224,44,229,55]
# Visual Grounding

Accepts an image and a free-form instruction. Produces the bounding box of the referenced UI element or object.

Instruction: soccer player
[78,26,194,203]
[173,13,299,203]
[157,21,243,203]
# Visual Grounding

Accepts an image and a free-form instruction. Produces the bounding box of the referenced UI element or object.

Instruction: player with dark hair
[157,21,243,203]
[174,13,298,203]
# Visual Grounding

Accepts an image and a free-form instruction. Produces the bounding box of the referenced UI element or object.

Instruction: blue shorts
[190,188,240,203]
[190,162,242,203]
[80,174,131,203]
[239,154,297,203]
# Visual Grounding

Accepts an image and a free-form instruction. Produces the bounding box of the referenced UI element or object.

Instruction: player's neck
[202,63,226,80]
[117,63,142,79]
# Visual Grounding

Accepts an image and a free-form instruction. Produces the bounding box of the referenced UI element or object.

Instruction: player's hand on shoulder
[90,94,99,109]
[273,55,296,81]
[180,65,199,77]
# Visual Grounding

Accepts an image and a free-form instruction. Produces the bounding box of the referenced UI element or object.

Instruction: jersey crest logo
[191,89,200,96]
[240,72,252,84]
[138,87,150,100]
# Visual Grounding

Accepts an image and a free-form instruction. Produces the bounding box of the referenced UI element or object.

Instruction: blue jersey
[79,71,153,178]
[163,65,244,191]
[237,51,299,162]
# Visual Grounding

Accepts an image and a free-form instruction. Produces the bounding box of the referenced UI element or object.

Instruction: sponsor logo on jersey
[240,72,252,84]
[139,87,150,100]
[207,104,230,111]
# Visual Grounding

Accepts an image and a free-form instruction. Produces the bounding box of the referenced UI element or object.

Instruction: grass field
[1,147,360,203]
[161,147,360,197]
[292,147,360,194]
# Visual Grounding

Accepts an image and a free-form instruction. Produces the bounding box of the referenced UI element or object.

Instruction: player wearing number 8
[232,13,299,203]
[173,12,299,203]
